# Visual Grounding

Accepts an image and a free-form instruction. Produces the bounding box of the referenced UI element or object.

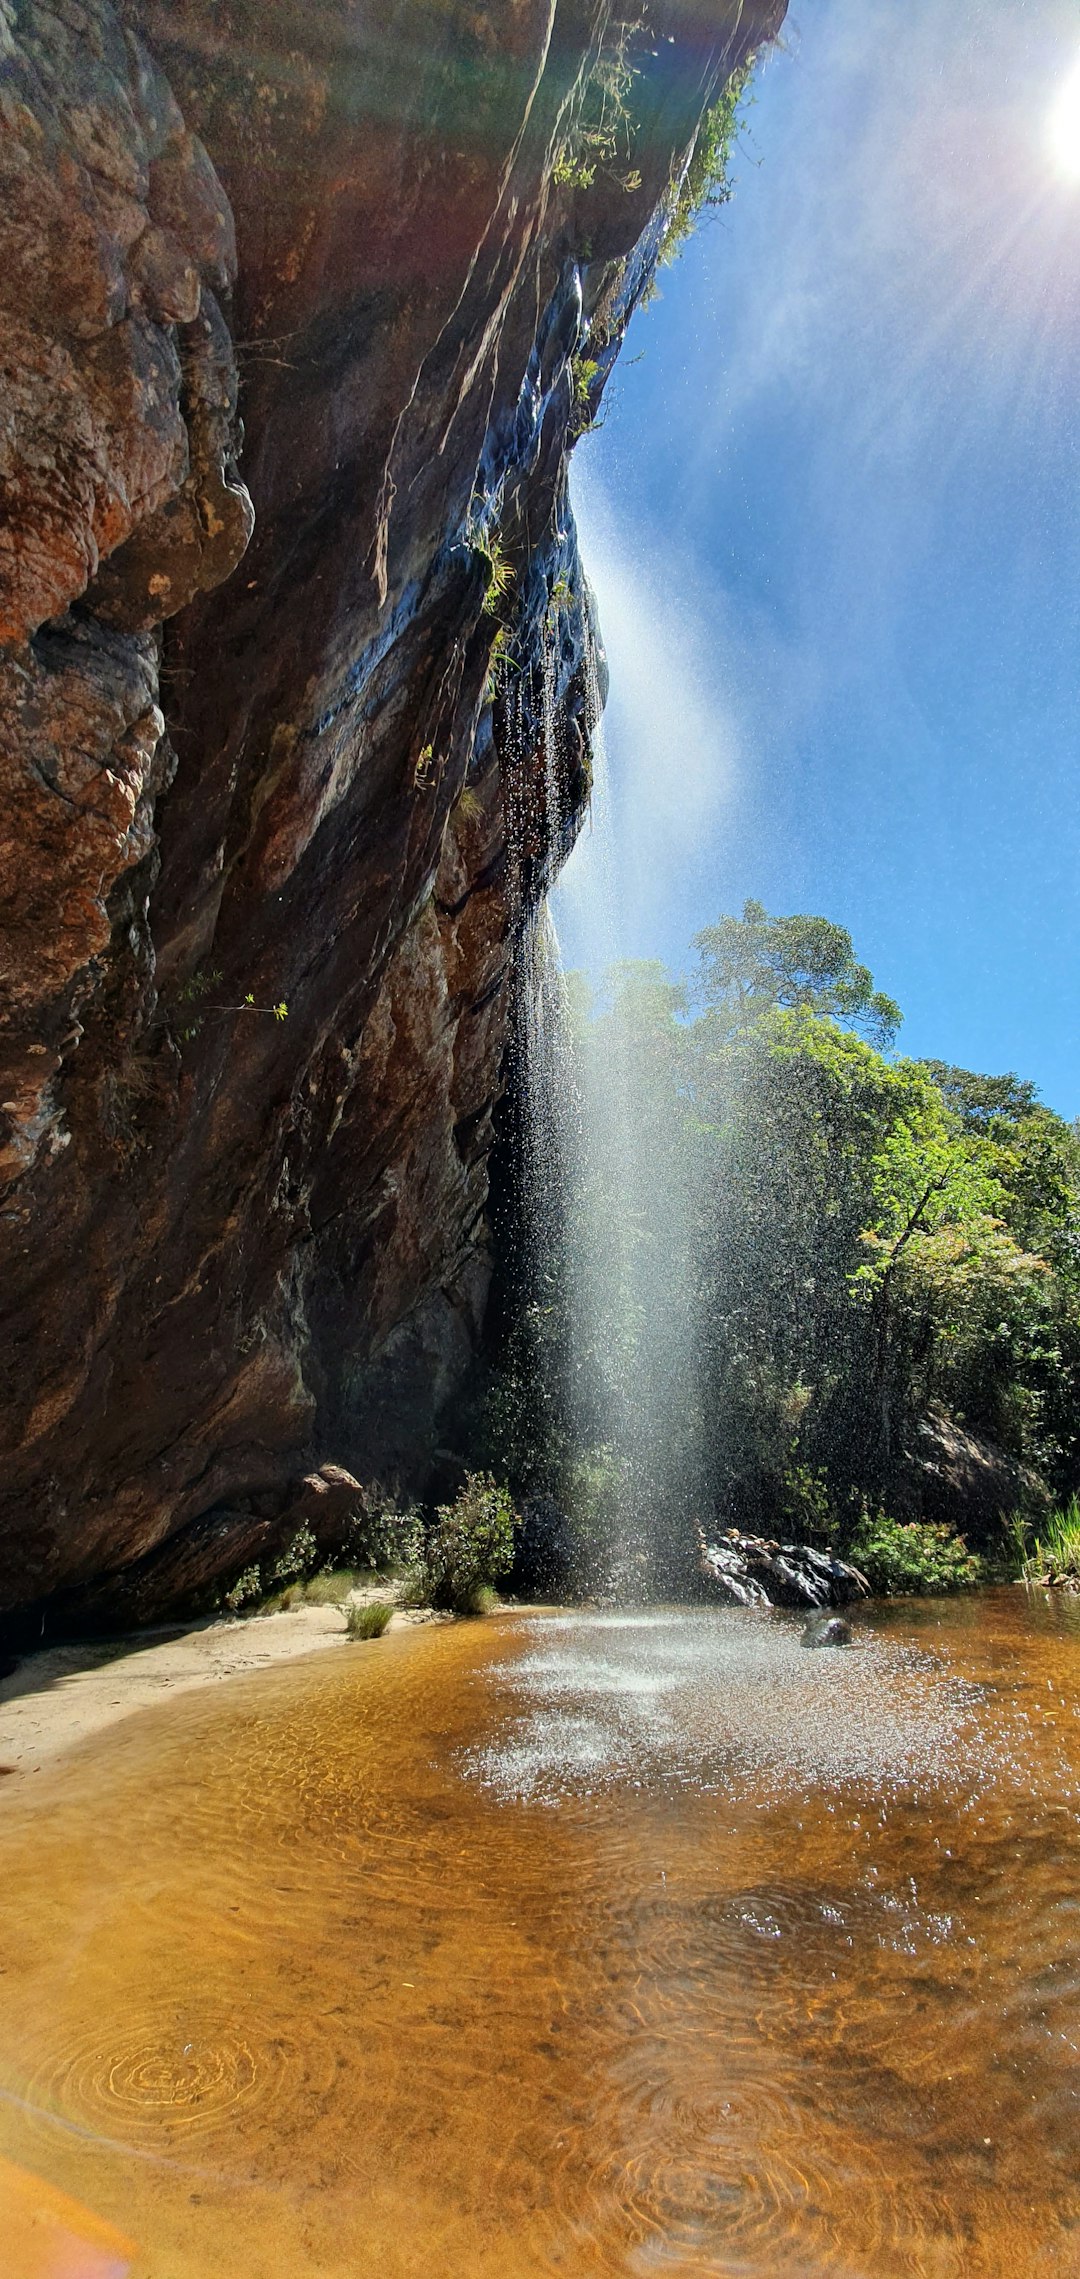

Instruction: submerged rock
[697,1528,870,1611]
[801,1613,854,1649]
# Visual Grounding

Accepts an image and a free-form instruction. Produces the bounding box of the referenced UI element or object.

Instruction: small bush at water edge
[346,1601,394,1640]
[847,1510,980,1596]
[1021,1495,1080,1586]
[422,1473,516,1615]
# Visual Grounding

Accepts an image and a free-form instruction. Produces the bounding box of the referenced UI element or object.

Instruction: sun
[1048,52,1080,179]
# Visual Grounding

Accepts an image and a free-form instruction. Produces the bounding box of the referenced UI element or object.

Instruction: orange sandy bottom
[0,2153,135,2278]
[0,1592,1077,2278]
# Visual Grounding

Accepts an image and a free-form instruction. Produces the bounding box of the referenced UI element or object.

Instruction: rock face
[697,1529,871,1611]
[909,1405,1046,1540]
[0,0,784,1624]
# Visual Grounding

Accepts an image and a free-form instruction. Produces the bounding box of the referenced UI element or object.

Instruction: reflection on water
[0,2152,135,2278]
[0,1592,1079,2276]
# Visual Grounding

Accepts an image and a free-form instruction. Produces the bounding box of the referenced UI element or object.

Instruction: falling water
[506,606,705,1597]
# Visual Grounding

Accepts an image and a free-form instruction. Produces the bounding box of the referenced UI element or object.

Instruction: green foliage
[223,1564,262,1613]
[171,965,288,1043]
[341,1488,423,1574]
[695,900,902,1046]
[918,1061,1040,1130]
[573,355,600,408]
[1024,1495,1080,1585]
[554,18,646,194]
[346,1600,394,1639]
[268,1525,319,1587]
[660,59,755,263]
[779,1462,833,1544]
[847,1510,980,1596]
[474,531,514,614]
[484,621,518,702]
[422,1472,516,1614]
[468,520,521,703]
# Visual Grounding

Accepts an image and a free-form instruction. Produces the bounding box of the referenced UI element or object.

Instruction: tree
[919,1060,1040,1130]
[480,903,1080,1580]
[694,899,902,1048]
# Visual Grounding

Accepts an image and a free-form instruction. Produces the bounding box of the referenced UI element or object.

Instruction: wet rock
[0,0,786,1623]
[801,1614,854,1649]
[698,1529,870,1612]
[513,1494,575,1600]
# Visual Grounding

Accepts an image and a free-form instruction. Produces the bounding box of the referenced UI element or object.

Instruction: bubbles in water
[465,1607,1020,1808]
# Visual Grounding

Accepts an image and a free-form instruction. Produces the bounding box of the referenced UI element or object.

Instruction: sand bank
[0,1591,439,1777]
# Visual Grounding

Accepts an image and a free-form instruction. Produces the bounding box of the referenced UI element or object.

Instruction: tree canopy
[693,899,903,1048]
[480,905,1080,1585]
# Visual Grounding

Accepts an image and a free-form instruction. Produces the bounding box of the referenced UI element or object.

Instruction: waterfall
[503,583,703,1598]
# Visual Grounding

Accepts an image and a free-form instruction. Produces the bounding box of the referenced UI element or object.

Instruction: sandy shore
[0,1589,440,1778]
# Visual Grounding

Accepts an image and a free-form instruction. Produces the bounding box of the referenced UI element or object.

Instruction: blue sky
[554,0,1080,1117]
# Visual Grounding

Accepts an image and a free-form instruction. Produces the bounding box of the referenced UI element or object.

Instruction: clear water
[1,1590,1079,2276]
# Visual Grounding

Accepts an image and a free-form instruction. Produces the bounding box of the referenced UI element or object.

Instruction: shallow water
[1,1591,1079,2277]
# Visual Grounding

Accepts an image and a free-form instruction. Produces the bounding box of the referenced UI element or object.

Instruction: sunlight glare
[1048,51,1080,179]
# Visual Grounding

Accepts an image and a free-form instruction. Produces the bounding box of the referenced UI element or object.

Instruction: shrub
[1023,1494,1080,1586]
[422,1472,516,1615]
[342,1488,423,1574]
[223,1564,262,1613]
[779,1461,833,1545]
[346,1601,394,1640]
[847,1509,980,1596]
[660,58,755,262]
[268,1525,319,1587]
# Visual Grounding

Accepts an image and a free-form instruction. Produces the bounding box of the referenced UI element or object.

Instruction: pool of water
[1,1590,1079,2276]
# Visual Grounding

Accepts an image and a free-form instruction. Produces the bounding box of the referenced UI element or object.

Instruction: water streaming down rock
[498,607,707,1599]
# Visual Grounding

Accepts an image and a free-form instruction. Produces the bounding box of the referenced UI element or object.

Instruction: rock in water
[801,1614,854,1649]
[697,1527,870,1610]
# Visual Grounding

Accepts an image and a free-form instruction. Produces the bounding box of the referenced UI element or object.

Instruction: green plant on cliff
[554,18,646,192]
[477,532,515,614]
[660,58,756,264]
[421,1472,516,1614]
[572,355,600,409]
[547,573,574,622]
[171,966,288,1045]
[469,520,521,702]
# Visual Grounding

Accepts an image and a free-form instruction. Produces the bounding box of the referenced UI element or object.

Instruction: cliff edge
[0,0,784,1623]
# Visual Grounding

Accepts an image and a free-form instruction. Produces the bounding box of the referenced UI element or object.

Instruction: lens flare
[1048,51,1080,179]
[0,2155,135,2279]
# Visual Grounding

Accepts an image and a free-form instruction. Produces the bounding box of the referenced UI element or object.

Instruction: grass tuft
[346,1601,394,1640]
[301,1569,365,1606]
[1023,1495,1080,1588]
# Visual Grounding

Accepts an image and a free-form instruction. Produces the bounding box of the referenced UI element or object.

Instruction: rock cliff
[0,0,784,1624]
